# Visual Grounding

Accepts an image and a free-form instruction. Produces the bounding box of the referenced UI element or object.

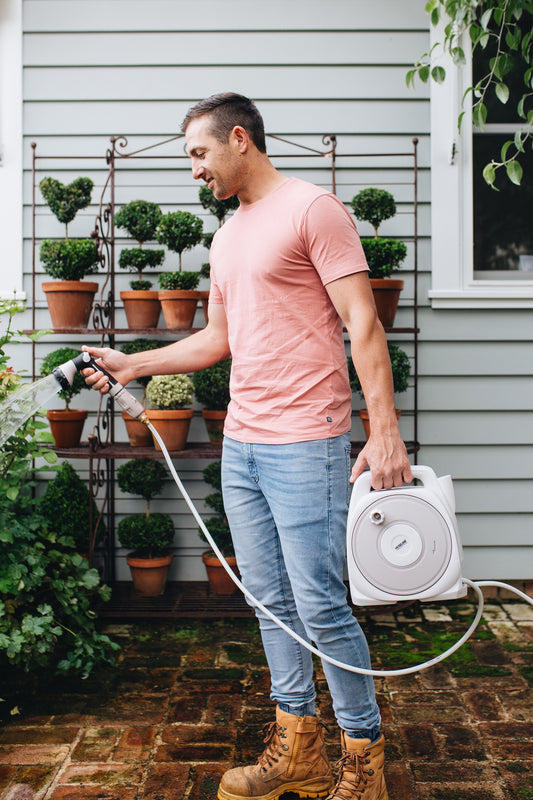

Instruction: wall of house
[18,0,531,582]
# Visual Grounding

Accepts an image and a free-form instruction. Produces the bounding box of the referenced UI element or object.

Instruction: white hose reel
[347,465,467,606]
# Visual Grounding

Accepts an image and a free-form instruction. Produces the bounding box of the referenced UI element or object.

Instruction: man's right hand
[80,345,133,393]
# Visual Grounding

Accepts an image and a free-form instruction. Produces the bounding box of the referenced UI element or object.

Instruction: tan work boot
[327,732,388,800]
[217,705,334,800]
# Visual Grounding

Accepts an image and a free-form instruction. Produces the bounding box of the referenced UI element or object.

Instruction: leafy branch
[407,0,533,186]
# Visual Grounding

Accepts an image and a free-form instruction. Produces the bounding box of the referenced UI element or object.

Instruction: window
[429,19,533,307]
[0,0,23,298]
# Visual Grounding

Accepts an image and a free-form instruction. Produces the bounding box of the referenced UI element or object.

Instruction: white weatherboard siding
[17,0,532,581]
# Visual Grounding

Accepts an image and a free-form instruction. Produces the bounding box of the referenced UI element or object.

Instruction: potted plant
[115,200,165,329]
[348,343,411,438]
[40,347,90,447]
[350,187,407,328]
[198,187,239,321]
[116,458,174,596]
[156,210,204,328]
[39,176,101,329]
[192,358,231,442]
[40,461,106,559]
[119,338,167,446]
[199,460,239,595]
[145,372,194,451]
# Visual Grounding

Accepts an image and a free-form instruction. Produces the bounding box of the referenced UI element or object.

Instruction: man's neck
[237,159,287,206]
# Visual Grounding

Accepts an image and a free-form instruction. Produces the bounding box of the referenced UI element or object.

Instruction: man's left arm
[326,271,413,490]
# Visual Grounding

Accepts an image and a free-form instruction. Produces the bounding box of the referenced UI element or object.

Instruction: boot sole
[217,777,333,800]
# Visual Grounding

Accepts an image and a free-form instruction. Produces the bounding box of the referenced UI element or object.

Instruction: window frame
[0,0,24,299]
[429,21,533,308]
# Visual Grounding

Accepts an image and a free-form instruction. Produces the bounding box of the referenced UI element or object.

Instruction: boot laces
[328,750,370,800]
[256,722,287,772]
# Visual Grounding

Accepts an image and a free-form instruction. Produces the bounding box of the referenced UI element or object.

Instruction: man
[83,93,412,800]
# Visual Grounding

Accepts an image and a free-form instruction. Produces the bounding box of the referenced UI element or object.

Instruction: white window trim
[429,22,533,308]
[0,0,24,299]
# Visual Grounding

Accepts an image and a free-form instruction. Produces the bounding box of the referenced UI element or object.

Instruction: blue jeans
[221,434,381,740]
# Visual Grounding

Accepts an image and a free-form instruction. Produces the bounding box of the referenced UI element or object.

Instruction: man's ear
[230,125,249,154]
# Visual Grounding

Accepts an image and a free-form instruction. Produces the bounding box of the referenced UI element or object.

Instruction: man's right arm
[81,302,230,394]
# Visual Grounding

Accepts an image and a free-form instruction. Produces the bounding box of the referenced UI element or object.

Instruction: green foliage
[351,188,397,236]
[199,186,239,225]
[40,462,105,551]
[0,301,117,682]
[1,300,57,507]
[118,248,165,287]
[157,210,203,269]
[158,270,200,290]
[39,177,94,228]
[146,373,194,410]
[199,460,234,556]
[116,513,175,558]
[40,347,87,410]
[0,504,119,679]
[360,238,408,278]
[114,200,163,244]
[117,458,167,503]
[39,238,100,281]
[408,1,533,185]
[120,339,167,389]
[116,459,173,557]
[348,343,411,398]
[192,359,231,410]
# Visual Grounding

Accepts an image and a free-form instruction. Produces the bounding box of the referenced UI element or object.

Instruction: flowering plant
[145,373,194,410]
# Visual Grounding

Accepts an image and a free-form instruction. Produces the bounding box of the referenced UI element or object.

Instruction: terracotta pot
[42,280,99,330]
[145,408,194,451]
[199,290,210,324]
[120,290,161,329]
[202,551,240,596]
[370,278,404,328]
[159,290,200,329]
[46,409,88,447]
[122,410,153,447]
[126,553,173,597]
[359,408,402,440]
[201,409,227,442]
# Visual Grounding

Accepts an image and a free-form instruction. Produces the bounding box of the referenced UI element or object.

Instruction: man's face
[185,116,243,200]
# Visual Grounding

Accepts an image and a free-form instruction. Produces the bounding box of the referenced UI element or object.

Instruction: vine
[407,0,533,186]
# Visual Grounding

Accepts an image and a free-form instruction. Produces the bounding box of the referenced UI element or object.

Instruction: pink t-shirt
[209,177,369,444]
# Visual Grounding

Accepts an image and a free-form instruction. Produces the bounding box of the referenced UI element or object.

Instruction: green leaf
[6,486,19,501]
[431,66,446,84]
[457,110,466,132]
[419,65,430,83]
[451,47,466,67]
[406,69,416,89]
[472,102,487,130]
[495,82,510,104]
[43,450,58,464]
[506,160,523,185]
[514,129,525,152]
[482,163,496,186]
[431,6,440,26]
[425,0,437,12]
[480,8,493,29]
[27,329,53,343]
[500,140,512,162]
[479,32,490,49]
[506,27,521,51]
[518,94,527,118]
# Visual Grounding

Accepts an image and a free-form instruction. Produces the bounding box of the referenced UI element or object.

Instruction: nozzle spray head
[53,352,148,423]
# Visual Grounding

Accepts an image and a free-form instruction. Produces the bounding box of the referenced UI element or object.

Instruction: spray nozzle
[52,352,148,423]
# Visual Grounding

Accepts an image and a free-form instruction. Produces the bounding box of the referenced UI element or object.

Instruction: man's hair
[181,93,267,153]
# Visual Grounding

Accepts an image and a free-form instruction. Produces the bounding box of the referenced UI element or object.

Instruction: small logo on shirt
[326,417,332,422]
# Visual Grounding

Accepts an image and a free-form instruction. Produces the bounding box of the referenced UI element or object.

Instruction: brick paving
[1,588,533,800]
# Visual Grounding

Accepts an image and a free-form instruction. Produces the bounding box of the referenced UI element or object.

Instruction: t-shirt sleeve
[301,193,369,285]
